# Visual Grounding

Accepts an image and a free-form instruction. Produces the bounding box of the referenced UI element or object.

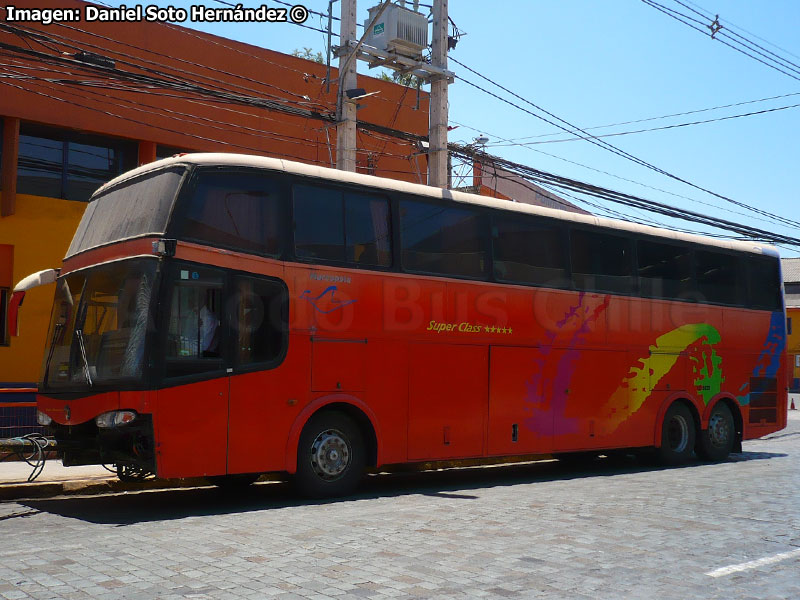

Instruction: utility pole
[428,0,448,188]
[336,0,358,172]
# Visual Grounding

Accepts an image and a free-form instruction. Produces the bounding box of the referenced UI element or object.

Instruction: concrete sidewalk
[0,460,210,501]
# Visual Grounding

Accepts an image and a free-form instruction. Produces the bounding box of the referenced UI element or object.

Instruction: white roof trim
[96,153,777,256]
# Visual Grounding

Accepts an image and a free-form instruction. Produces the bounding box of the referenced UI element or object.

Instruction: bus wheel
[657,403,696,465]
[294,411,365,498]
[697,402,735,462]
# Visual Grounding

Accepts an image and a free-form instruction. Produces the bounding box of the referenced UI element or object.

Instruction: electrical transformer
[364,4,428,60]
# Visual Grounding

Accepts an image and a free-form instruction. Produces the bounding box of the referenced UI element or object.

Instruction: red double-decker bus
[13,153,787,496]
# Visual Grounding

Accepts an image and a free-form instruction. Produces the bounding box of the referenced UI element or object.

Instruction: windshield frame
[40,257,163,394]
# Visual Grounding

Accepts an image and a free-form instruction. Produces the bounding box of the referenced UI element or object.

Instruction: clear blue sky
[109,0,800,255]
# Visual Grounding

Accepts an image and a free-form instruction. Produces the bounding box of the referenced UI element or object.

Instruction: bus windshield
[41,259,158,390]
[66,167,186,257]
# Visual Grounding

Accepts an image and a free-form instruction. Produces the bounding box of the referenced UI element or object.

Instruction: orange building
[0,0,429,427]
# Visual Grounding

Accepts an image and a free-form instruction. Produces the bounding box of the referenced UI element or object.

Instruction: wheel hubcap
[667,415,689,453]
[310,428,350,481]
[707,413,731,448]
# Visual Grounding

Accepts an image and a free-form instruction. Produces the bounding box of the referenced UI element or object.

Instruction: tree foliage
[292,47,324,64]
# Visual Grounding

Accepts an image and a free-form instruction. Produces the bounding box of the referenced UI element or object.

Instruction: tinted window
[65,142,128,201]
[68,168,185,257]
[345,193,391,267]
[231,276,287,366]
[165,266,224,378]
[293,186,391,267]
[294,185,344,261]
[17,125,135,202]
[637,240,693,299]
[17,135,63,198]
[493,216,568,286]
[400,200,487,278]
[748,254,782,311]
[570,229,633,294]
[181,170,284,257]
[695,250,745,305]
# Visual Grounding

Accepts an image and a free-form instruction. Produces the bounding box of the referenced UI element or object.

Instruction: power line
[452,116,792,231]
[487,101,800,146]
[669,0,800,75]
[448,55,800,231]
[640,0,800,82]
[682,0,800,62]
[448,143,800,247]
[493,90,800,143]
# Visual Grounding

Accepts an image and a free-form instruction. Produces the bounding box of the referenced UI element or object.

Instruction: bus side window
[400,200,488,279]
[570,229,635,294]
[293,185,345,261]
[492,216,568,287]
[345,192,391,267]
[165,267,224,378]
[695,250,745,306]
[232,276,286,367]
[637,239,693,300]
[180,171,284,257]
[747,254,782,311]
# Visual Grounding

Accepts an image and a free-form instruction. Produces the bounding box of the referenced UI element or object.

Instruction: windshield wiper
[75,329,93,386]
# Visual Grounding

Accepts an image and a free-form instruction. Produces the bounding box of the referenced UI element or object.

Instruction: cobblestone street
[1,412,798,600]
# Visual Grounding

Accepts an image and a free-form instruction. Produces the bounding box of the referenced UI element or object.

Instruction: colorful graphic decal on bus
[598,323,722,434]
[736,311,786,405]
[300,285,356,314]
[524,292,610,435]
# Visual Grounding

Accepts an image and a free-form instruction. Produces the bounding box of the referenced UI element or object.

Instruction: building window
[17,124,136,202]
[788,317,793,336]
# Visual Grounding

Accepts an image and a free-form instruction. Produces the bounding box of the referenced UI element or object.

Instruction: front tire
[658,402,696,465]
[294,411,365,498]
[697,402,735,462]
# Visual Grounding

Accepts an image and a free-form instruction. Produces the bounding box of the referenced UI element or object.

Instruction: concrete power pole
[428,0,448,188]
[336,0,358,172]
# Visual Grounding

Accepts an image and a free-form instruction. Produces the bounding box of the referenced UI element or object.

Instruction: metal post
[428,0,449,188]
[336,0,358,172]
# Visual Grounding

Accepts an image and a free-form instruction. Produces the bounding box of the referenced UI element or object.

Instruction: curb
[0,476,213,502]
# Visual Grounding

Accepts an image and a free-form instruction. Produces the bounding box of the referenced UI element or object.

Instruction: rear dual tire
[658,403,696,465]
[658,401,736,465]
[697,402,735,462]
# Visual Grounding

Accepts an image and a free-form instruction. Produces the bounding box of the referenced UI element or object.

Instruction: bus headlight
[96,410,137,429]
[37,411,52,426]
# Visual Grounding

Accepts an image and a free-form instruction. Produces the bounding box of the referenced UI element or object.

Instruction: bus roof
[98,152,777,258]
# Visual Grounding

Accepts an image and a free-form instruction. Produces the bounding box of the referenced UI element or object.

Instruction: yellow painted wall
[788,307,800,388]
[0,192,86,384]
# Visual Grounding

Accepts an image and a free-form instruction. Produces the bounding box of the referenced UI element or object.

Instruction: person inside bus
[198,303,220,358]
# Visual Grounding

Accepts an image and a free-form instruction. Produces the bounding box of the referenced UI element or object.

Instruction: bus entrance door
[155,265,228,479]
[154,377,229,478]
